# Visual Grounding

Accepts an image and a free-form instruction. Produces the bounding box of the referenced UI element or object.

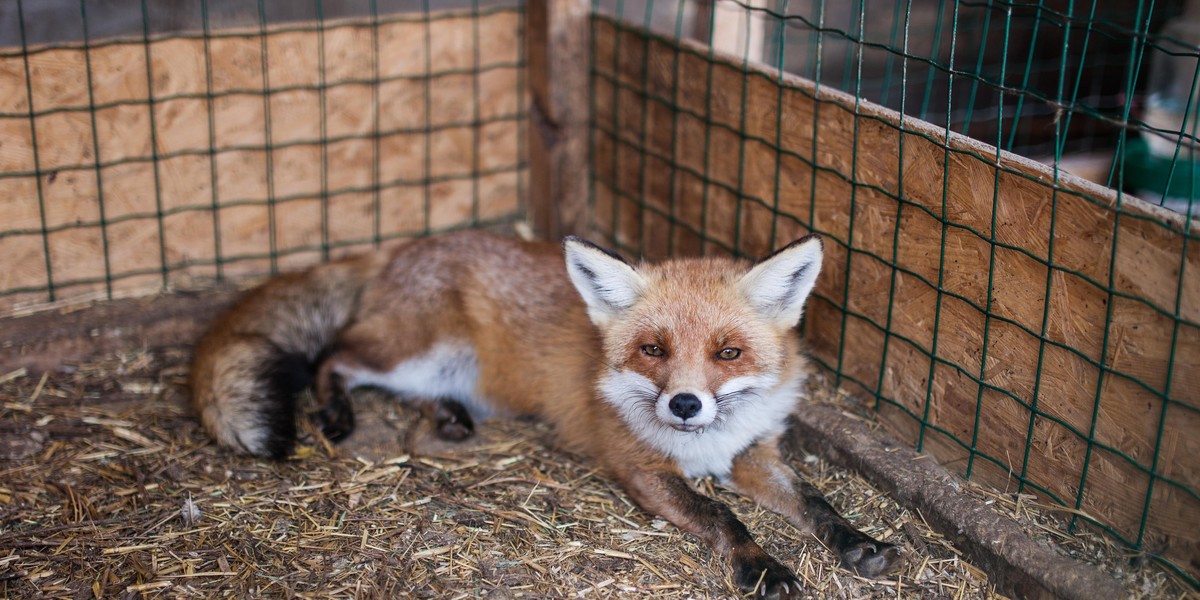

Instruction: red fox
[190,231,901,597]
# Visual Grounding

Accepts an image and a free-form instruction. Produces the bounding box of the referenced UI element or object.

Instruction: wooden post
[525,0,591,240]
[693,0,769,64]
[712,0,768,64]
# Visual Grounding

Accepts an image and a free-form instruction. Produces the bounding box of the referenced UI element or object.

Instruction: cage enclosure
[1,0,1197,596]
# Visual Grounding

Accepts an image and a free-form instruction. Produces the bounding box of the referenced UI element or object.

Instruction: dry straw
[0,349,1192,598]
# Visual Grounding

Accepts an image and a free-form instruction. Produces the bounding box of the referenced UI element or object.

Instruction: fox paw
[733,553,802,599]
[428,398,475,441]
[840,539,902,578]
[313,382,355,443]
[314,403,355,442]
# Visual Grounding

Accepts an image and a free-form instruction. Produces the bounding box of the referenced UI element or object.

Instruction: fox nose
[668,393,702,419]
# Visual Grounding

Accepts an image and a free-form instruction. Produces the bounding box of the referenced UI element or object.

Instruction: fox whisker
[716,388,761,403]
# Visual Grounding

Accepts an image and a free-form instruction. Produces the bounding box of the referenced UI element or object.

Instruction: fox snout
[657,388,718,432]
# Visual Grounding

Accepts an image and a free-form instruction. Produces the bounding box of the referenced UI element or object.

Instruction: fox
[189,230,901,598]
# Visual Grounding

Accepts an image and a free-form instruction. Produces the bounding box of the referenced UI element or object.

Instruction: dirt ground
[0,348,1193,599]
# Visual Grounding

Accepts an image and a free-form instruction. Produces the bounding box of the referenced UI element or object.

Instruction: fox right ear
[563,237,645,326]
[738,234,824,328]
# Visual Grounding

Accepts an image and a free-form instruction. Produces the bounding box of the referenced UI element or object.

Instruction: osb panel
[878,335,933,418]
[641,154,675,229]
[845,250,893,326]
[0,10,525,315]
[802,296,845,379]
[1171,322,1200,408]
[1158,401,1200,497]
[926,361,980,447]
[591,17,1199,579]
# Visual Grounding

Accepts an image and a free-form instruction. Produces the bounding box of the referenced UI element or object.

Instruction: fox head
[564,236,824,475]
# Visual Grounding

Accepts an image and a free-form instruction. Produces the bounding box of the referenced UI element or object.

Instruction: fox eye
[717,347,742,360]
[641,344,665,357]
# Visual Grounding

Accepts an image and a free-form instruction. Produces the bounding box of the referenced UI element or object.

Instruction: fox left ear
[738,235,824,327]
[563,237,646,327]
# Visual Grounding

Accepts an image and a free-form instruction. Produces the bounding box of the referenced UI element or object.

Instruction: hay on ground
[0,349,1192,599]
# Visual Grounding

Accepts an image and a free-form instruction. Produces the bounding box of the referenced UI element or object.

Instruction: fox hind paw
[840,539,903,578]
[313,377,355,443]
[431,398,475,441]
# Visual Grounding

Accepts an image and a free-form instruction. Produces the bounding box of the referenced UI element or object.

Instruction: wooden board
[0,286,240,374]
[525,0,590,239]
[0,9,526,315]
[589,16,1200,580]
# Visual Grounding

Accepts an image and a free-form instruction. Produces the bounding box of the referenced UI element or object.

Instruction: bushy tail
[189,255,377,458]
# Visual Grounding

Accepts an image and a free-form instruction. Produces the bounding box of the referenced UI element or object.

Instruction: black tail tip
[261,427,298,460]
[256,351,312,459]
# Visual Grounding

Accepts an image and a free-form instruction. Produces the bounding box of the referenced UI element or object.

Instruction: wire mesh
[0,0,527,315]
[590,0,1198,587]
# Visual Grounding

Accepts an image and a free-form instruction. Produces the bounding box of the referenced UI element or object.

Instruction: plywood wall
[0,9,526,315]
[590,17,1199,580]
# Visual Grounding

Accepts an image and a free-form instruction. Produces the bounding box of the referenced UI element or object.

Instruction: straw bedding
[0,349,1191,598]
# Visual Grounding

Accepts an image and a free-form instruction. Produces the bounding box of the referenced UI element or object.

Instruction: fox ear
[738,235,824,327]
[563,237,645,326]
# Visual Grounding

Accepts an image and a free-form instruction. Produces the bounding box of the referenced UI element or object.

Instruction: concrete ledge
[789,402,1125,600]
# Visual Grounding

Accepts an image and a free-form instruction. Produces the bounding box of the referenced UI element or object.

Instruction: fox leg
[313,321,479,445]
[618,469,802,599]
[728,439,902,578]
[314,354,477,444]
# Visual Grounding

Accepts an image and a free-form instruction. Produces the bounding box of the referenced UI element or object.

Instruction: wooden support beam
[0,288,240,374]
[525,0,591,240]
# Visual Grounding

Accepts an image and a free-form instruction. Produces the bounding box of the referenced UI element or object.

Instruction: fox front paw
[732,552,802,599]
[840,539,902,578]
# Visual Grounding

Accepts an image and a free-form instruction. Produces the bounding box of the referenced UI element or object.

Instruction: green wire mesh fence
[0,0,527,315]
[589,0,1198,586]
